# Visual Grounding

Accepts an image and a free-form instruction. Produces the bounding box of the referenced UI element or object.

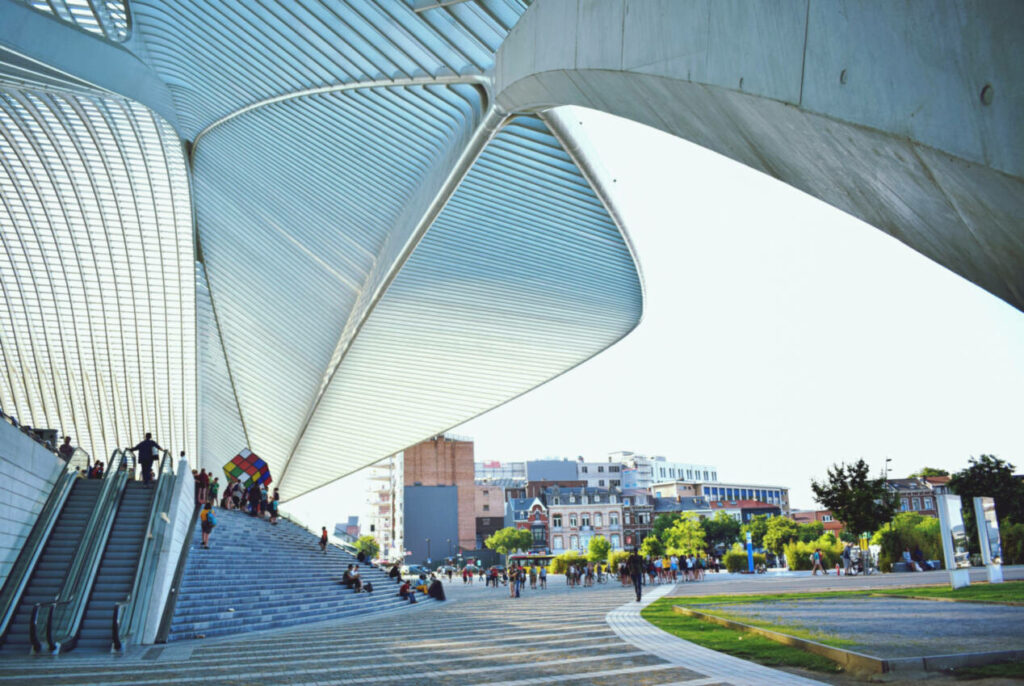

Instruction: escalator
[76,481,155,650]
[0,478,104,653]
[0,448,181,654]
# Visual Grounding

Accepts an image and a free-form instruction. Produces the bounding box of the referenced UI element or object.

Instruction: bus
[507,553,555,569]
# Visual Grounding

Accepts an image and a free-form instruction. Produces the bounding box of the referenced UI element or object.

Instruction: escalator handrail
[0,446,91,641]
[40,449,130,652]
[113,449,176,650]
[154,502,200,644]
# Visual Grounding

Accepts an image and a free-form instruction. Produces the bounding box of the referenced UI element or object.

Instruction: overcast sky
[287,105,1024,528]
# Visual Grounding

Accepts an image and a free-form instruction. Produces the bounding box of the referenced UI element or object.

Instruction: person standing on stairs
[320,526,329,554]
[129,432,162,487]
[200,501,216,549]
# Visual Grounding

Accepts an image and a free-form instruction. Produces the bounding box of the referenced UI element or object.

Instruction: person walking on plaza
[129,432,162,487]
[811,548,827,575]
[842,543,853,576]
[539,564,547,589]
[626,548,644,602]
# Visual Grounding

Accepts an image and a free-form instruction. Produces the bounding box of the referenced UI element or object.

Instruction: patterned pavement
[0,567,1019,685]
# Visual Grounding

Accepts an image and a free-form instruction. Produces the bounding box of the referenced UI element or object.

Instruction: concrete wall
[0,420,64,582]
[495,0,1024,313]
[141,458,195,644]
[403,485,458,565]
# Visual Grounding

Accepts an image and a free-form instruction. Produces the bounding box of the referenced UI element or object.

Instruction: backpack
[202,509,216,527]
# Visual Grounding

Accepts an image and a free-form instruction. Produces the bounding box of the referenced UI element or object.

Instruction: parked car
[401,564,430,578]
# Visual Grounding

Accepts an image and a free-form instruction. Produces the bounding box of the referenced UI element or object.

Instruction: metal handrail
[113,449,176,651]
[0,446,90,643]
[40,449,130,653]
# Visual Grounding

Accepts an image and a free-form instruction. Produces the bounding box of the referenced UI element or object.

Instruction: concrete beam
[495,0,1024,312]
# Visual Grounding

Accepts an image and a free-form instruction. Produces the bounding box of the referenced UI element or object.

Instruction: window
[481,517,490,525]
[609,495,617,503]
[569,535,578,549]
[924,497,933,509]
[482,490,489,495]
[687,469,693,479]
[598,479,606,486]
[655,491,662,498]
[610,466,620,472]
[712,472,717,481]
[900,498,909,512]
[660,468,666,477]
[611,479,620,487]
[532,528,545,544]
[569,496,576,504]
[552,515,562,527]
[581,513,591,527]
[911,497,920,510]
[581,466,588,473]
[598,466,605,472]
[594,513,603,527]
[553,535,563,550]
[610,534,620,548]
[569,514,578,527]
[582,495,589,504]
[623,497,630,506]
[704,471,709,480]
[610,512,619,526]
[624,512,632,524]
[822,515,833,522]
[553,497,560,505]
[483,504,489,511]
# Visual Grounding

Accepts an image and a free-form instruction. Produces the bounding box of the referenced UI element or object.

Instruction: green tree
[949,455,1024,524]
[797,521,824,542]
[811,459,897,535]
[651,512,681,541]
[701,510,741,551]
[639,535,664,559]
[353,535,380,560]
[662,513,706,556]
[909,467,949,477]
[484,527,533,563]
[762,517,800,555]
[587,535,611,563]
[740,514,770,548]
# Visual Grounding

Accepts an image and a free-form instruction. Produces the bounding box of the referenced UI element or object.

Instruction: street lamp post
[426,538,431,565]
[447,537,452,561]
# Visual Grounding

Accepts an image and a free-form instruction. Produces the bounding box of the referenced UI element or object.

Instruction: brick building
[404,434,476,552]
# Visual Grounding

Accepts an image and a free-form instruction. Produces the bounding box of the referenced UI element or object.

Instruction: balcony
[606,523,620,531]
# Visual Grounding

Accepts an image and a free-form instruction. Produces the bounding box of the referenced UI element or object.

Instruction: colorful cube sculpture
[223,448,272,488]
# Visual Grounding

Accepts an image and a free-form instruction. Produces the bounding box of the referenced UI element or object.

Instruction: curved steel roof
[0,0,644,500]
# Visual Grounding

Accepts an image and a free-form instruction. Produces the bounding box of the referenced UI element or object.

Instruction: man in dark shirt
[58,436,74,462]
[626,548,645,602]
[129,433,162,487]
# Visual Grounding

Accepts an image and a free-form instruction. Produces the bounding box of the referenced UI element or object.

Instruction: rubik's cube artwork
[224,449,272,488]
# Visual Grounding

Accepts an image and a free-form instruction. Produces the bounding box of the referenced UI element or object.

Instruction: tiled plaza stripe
[0,633,621,683]
[477,664,725,686]
[606,585,827,686]
[77,650,651,686]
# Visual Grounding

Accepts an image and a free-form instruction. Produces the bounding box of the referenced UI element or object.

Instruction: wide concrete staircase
[168,510,414,641]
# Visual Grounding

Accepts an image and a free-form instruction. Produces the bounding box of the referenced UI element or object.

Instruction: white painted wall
[0,420,64,583]
[141,458,195,644]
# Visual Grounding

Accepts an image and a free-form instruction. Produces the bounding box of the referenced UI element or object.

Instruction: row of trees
[809,454,1024,564]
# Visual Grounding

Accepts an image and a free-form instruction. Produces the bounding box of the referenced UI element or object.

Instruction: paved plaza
[0,567,1020,685]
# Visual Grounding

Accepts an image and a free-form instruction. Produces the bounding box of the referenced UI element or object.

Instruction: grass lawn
[945,660,1024,680]
[640,597,843,673]
[872,580,1024,604]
